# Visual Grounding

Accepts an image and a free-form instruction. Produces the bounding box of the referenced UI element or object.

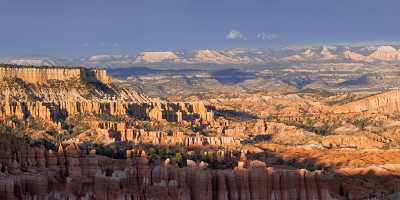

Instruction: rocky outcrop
[320,46,337,60]
[265,122,319,145]
[0,138,337,200]
[335,88,400,113]
[343,51,373,62]
[122,130,240,147]
[368,45,400,61]
[134,51,179,63]
[0,66,147,103]
[344,45,400,63]
[0,66,214,126]
[0,100,214,126]
[194,50,243,64]
[0,65,110,85]
[320,135,384,149]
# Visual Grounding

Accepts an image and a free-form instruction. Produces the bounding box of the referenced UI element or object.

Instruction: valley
[0,61,400,199]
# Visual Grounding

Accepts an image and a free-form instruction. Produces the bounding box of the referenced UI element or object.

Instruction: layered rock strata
[0,65,111,84]
[335,88,400,113]
[0,65,214,125]
[0,100,214,125]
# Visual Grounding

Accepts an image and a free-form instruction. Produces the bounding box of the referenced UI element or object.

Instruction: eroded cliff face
[0,100,214,129]
[0,65,216,127]
[0,138,337,200]
[334,88,400,113]
[0,65,111,85]
[4,65,400,200]
[0,66,146,102]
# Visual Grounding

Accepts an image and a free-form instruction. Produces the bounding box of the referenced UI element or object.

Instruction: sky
[1,0,400,58]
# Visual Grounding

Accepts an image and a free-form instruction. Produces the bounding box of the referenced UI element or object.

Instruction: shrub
[175,152,183,166]
[352,118,370,130]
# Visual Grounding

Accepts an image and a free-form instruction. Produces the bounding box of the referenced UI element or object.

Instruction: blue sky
[1,0,399,57]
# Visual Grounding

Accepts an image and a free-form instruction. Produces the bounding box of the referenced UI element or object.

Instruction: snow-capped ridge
[4,58,59,66]
[368,45,400,61]
[134,51,179,63]
[6,45,400,67]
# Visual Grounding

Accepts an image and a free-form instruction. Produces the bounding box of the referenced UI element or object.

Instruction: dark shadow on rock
[107,67,203,79]
[214,109,257,120]
[211,68,256,84]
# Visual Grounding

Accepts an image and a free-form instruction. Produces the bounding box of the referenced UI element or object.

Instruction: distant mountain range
[4,45,400,68]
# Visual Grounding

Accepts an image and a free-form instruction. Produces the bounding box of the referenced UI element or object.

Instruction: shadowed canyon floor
[1,65,400,199]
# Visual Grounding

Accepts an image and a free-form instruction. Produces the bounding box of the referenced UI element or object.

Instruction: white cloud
[257,32,277,40]
[226,30,246,40]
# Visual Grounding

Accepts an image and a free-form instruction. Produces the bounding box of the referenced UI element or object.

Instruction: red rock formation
[0,136,339,200]
[0,100,215,128]
[0,66,110,85]
[335,88,400,113]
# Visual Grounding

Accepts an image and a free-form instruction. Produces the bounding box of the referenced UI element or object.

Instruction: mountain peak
[4,58,59,66]
[375,45,397,52]
[135,51,179,63]
[194,50,238,64]
[6,45,400,67]
[369,45,399,61]
[303,49,315,58]
[320,46,337,60]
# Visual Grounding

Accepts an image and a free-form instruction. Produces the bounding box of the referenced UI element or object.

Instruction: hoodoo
[3,1,400,199]
[0,64,399,200]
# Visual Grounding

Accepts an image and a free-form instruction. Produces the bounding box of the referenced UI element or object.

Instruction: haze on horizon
[1,0,399,58]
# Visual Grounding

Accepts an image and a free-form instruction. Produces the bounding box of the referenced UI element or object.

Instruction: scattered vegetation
[95,142,132,159]
[274,115,340,136]
[94,113,125,122]
[350,118,371,130]
[214,109,257,120]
